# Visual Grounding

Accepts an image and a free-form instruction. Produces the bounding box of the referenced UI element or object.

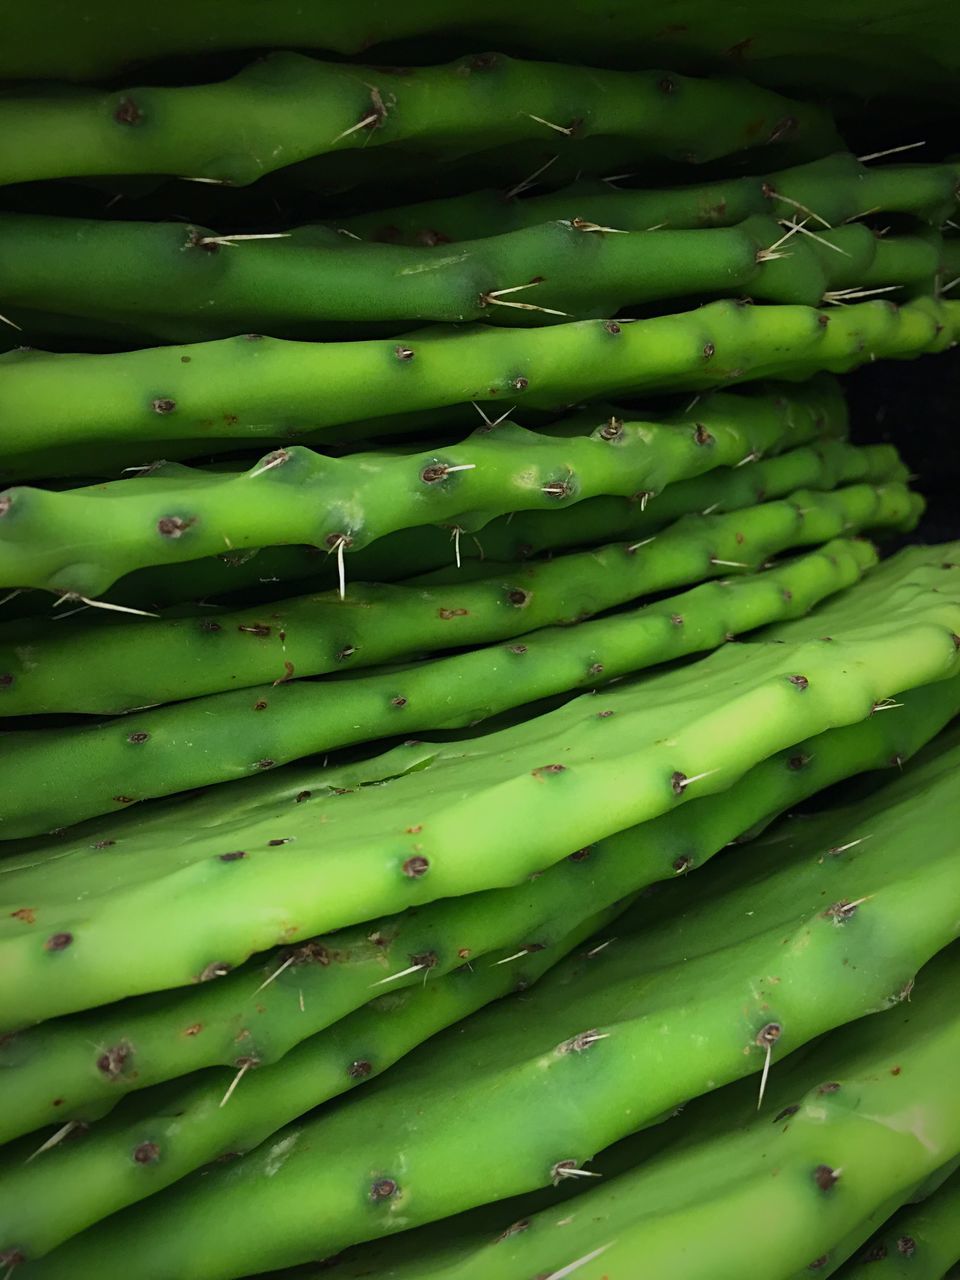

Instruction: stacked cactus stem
[0,16,959,1280]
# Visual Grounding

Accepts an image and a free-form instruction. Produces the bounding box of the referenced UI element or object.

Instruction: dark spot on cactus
[782,588,793,603]
[325,531,353,550]
[52,1098,63,1107]
[807,1257,830,1271]
[336,645,356,660]
[97,1043,131,1079]
[534,764,566,776]
[92,839,116,849]
[788,674,809,690]
[127,731,150,744]
[670,613,684,626]
[951,632,960,650]
[256,759,276,770]
[348,1059,372,1079]
[395,345,415,361]
[703,342,716,360]
[543,476,574,499]
[557,1028,603,1054]
[507,588,530,607]
[859,1242,887,1262]
[673,855,693,874]
[267,838,290,847]
[774,1103,800,1122]
[200,620,222,633]
[508,644,528,655]
[157,515,194,538]
[891,1065,902,1075]
[224,414,239,426]
[569,847,592,862]
[0,1250,25,1269]
[818,314,830,328]
[0,673,13,688]
[411,951,438,970]
[756,1022,781,1048]
[113,795,136,804]
[244,333,263,342]
[418,228,451,246]
[133,1142,161,1165]
[198,962,232,982]
[551,1159,582,1183]
[218,850,246,862]
[253,699,268,711]
[597,709,614,718]
[768,115,798,143]
[180,355,191,363]
[897,1237,916,1257]
[671,771,688,795]
[495,1220,530,1242]
[370,1178,398,1202]
[11,907,35,924]
[114,97,143,125]
[598,417,622,441]
[817,1081,841,1095]
[295,790,312,803]
[512,376,529,391]
[420,463,449,484]
[469,52,498,71]
[813,1164,840,1192]
[657,75,676,94]
[788,756,809,777]
[151,397,176,415]
[402,856,429,878]
[824,899,860,923]
[588,662,603,676]
[45,932,73,952]
[438,608,468,620]
[603,321,622,335]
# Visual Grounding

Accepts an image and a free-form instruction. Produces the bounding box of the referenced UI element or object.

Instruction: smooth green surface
[0,544,958,1027]
[0,297,955,459]
[0,379,848,595]
[0,213,942,341]
[18,744,960,1279]
[4,636,952,1148]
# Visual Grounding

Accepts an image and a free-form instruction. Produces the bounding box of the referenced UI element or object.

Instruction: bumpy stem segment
[0,544,958,1027]
[0,902,619,1263]
[341,154,960,245]
[0,297,955,460]
[0,658,953,1167]
[836,1166,960,1277]
[0,432,896,626]
[0,486,922,835]
[0,0,956,99]
[16,730,960,1280]
[0,213,941,341]
[0,52,840,189]
[0,379,848,596]
[321,945,960,1280]
[0,384,851,713]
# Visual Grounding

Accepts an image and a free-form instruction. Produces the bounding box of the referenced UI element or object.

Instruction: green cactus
[0,212,945,342]
[0,897,623,1262]
[14,730,960,1279]
[3,649,953,1151]
[0,434,904,626]
[339,153,960,245]
[0,485,922,834]
[834,1166,960,1277]
[0,378,850,597]
[1,543,958,1027]
[0,52,841,190]
[0,0,956,102]
[314,945,960,1280]
[0,297,956,462]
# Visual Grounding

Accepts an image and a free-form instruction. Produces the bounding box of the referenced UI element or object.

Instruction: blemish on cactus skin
[45,932,73,952]
[402,856,429,878]
[133,1141,160,1164]
[813,1164,840,1192]
[370,1177,399,1202]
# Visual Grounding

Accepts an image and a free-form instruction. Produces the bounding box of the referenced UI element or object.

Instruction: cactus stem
[859,140,926,162]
